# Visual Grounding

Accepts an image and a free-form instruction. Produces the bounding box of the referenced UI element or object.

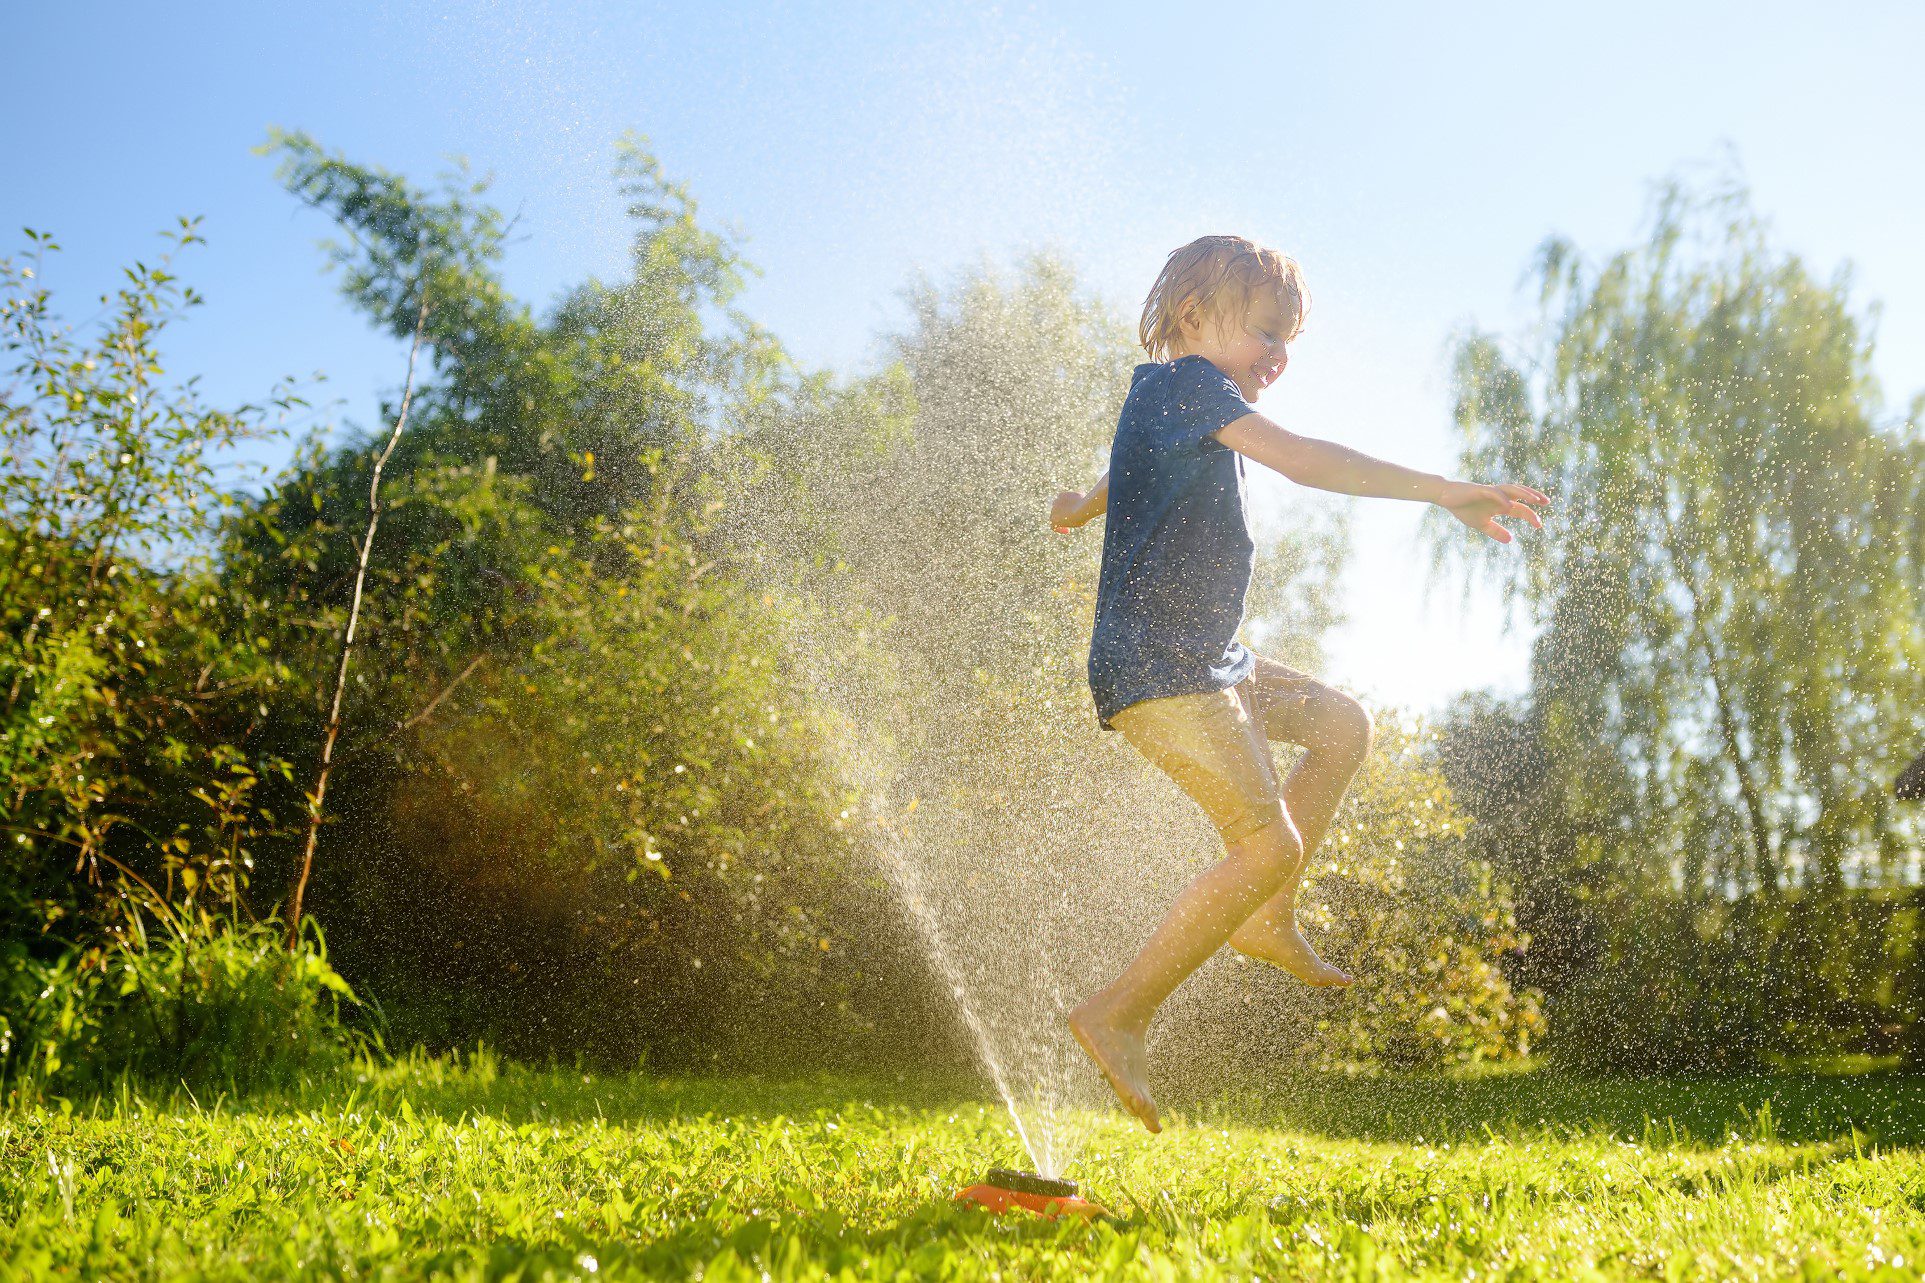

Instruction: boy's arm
[1215,412,1549,543]
[1050,469,1109,533]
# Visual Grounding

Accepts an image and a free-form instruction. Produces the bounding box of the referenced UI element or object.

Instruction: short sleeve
[1159,357,1253,451]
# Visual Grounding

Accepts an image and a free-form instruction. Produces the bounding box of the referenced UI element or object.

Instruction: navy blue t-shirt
[1088,355,1258,729]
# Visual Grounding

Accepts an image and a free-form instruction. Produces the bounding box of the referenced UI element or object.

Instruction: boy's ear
[1176,295,1205,337]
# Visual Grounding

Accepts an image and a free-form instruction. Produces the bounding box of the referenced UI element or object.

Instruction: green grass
[6,1052,1925,1280]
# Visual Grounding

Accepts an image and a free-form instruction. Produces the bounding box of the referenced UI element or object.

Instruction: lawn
[5,1053,1925,1280]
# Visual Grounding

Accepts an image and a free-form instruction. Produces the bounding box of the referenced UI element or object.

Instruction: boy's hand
[1050,490,1092,533]
[1437,481,1550,544]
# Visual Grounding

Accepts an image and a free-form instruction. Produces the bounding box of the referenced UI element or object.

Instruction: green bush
[2,225,299,948]
[1,916,362,1099]
[1298,718,1545,1071]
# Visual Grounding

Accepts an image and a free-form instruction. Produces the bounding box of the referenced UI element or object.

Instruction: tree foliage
[0,223,306,938]
[1301,719,1543,1070]
[228,134,944,1068]
[6,132,1545,1085]
[0,225,357,1092]
[1440,171,1925,1069]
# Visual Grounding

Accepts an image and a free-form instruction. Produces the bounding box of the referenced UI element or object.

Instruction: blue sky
[7,1,1923,712]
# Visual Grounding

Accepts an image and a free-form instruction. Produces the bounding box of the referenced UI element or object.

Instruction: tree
[1898,750,1925,803]
[1433,692,1597,1000]
[224,133,942,1067]
[1439,169,1925,1068]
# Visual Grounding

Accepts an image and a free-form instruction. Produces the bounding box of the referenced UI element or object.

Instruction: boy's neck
[1168,345,1227,370]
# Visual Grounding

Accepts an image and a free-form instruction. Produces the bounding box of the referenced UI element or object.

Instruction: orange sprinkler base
[953,1169,1111,1220]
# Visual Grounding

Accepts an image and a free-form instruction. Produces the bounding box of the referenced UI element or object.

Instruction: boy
[1050,235,1549,1132]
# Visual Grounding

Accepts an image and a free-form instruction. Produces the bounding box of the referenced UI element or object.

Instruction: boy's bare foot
[1068,999,1161,1133]
[1229,916,1355,987]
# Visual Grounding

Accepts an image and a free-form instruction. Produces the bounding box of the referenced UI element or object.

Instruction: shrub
[1251,716,1546,1072]
[0,916,361,1099]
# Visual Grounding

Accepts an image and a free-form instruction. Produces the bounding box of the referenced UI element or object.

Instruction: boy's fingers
[1495,482,1550,506]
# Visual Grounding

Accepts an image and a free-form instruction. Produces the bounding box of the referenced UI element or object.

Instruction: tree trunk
[1898,750,1925,802]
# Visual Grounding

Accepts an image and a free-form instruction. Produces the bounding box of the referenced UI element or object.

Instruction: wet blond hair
[1138,235,1310,361]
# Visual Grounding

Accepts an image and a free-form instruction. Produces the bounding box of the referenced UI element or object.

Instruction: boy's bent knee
[1219,800,1285,846]
[1224,808,1303,881]
[1329,695,1374,760]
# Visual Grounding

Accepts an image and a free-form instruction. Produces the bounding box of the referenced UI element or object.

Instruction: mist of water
[747,594,1095,1177]
[718,269,1354,1176]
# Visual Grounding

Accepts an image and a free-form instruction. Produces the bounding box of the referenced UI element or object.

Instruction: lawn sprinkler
[953,1167,1111,1219]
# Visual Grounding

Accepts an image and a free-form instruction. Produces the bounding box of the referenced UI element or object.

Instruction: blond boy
[1051,235,1548,1132]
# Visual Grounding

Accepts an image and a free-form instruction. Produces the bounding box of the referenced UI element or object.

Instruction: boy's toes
[1111,1068,1161,1133]
[1232,921,1354,988]
[1294,952,1353,987]
[1312,960,1355,988]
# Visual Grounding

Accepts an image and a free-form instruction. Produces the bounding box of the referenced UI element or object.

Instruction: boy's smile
[1175,293,1297,401]
[1253,347,1289,392]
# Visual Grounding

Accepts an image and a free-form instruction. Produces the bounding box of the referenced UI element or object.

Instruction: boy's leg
[1071,688,1302,1131]
[1070,815,1303,1130]
[1225,656,1374,984]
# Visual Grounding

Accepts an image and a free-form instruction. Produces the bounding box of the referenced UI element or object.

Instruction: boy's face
[1180,289,1295,401]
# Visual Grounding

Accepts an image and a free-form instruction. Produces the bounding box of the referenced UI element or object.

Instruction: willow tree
[1441,173,1925,1067]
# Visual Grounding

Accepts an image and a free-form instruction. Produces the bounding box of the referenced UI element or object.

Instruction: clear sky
[7,1,1923,713]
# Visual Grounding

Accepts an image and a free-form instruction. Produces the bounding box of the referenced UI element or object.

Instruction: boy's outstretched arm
[1215,413,1549,544]
[1050,469,1109,533]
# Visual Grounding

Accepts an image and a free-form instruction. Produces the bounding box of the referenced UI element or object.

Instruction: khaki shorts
[1110,656,1330,845]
